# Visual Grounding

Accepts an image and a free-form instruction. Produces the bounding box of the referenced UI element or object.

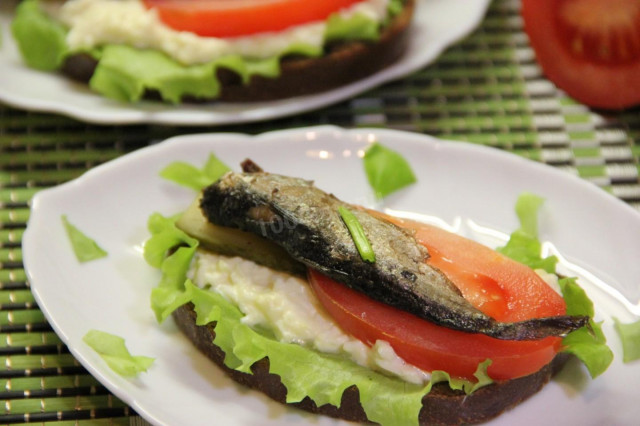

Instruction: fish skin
[200,167,589,341]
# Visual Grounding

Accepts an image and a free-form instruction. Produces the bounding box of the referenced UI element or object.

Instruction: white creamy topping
[189,250,431,385]
[46,0,390,65]
[535,268,562,295]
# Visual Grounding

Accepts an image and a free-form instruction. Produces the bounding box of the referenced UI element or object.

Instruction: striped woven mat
[1,0,638,424]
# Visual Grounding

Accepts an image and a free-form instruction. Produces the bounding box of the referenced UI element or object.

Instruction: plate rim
[28,125,640,221]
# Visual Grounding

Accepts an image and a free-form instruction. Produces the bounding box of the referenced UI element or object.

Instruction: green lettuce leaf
[559,278,613,378]
[496,193,558,273]
[89,45,224,103]
[613,318,640,363]
[143,212,199,322]
[363,142,417,199]
[428,359,492,395]
[497,193,612,378]
[11,0,68,70]
[151,247,198,323]
[160,153,231,191]
[387,0,406,17]
[12,0,394,103]
[83,329,154,377]
[514,192,545,237]
[61,215,108,263]
[326,13,379,42]
[143,212,198,268]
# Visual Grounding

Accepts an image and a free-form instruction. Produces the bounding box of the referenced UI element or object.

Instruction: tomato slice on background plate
[308,215,567,381]
[522,0,640,109]
[142,0,364,38]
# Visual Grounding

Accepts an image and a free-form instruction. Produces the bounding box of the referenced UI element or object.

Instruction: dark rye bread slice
[60,0,415,103]
[173,302,569,425]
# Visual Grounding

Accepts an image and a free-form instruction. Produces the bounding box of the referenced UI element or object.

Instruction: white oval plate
[23,126,640,426]
[0,0,490,126]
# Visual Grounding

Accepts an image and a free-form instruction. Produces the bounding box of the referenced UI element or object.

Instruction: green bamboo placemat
[1,0,639,424]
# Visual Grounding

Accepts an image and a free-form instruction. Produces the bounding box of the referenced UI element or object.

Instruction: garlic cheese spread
[42,0,391,65]
[189,250,431,385]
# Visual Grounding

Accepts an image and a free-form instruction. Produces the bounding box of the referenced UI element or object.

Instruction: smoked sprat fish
[199,161,589,341]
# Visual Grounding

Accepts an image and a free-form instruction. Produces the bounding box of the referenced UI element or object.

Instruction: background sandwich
[12,0,415,103]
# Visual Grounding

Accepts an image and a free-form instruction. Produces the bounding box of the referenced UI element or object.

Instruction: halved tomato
[522,0,640,109]
[142,0,363,38]
[308,215,567,381]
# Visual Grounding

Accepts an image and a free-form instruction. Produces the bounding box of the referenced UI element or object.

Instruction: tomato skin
[521,0,640,109]
[310,270,563,380]
[143,0,364,38]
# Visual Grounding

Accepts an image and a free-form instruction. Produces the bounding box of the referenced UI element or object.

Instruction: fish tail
[489,315,591,340]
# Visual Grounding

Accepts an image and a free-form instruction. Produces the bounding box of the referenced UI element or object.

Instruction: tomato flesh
[522,0,640,109]
[555,0,640,65]
[372,213,568,322]
[395,217,567,321]
[143,0,364,38]
[420,244,509,321]
[308,214,568,380]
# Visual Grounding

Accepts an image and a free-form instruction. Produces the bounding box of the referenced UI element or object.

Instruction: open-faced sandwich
[11,0,415,103]
[144,157,612,425]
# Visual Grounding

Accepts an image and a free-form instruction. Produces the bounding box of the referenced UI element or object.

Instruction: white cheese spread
[188,250,431,385]
[535,268,562,295]
[44,0,391,65]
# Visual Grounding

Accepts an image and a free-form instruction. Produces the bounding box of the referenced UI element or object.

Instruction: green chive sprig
[338,206,375,263]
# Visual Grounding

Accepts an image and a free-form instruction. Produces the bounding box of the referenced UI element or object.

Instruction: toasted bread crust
[60,0,415,103]
[173,302,568,425]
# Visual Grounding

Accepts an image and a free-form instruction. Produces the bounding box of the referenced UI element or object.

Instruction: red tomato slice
[310,271,562,381]
[522,0,640,109]
[143,0,364,38]
[387,216,567,322]
[308,214,567,380]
